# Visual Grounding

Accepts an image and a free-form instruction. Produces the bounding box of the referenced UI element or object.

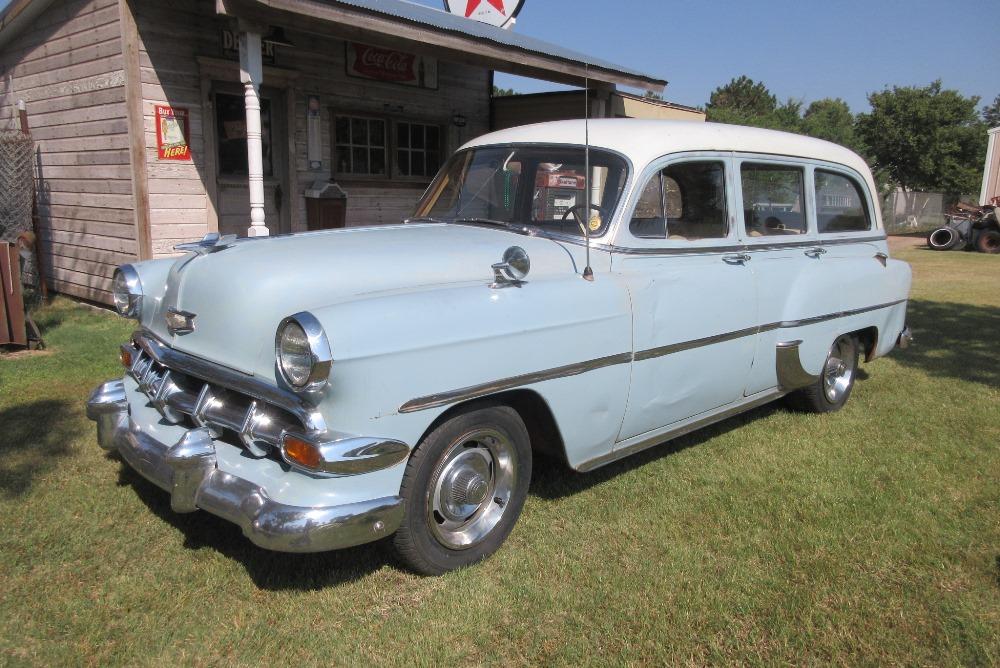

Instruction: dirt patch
[888,235,927,252]
[0,347,52,360]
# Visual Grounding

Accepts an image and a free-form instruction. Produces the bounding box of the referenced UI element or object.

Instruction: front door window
[216,92,274,177]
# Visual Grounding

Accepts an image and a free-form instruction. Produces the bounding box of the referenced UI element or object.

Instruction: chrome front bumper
[86,379,403,553]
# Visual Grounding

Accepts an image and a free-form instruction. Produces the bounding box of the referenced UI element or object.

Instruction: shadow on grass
[894,299,1000,388]
[531,402,784,500]
[115,463,394,590]
[0,399,78,497]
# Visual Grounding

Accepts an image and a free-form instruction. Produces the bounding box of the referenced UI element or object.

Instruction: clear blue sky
[421,0,999,113]
[2,0,995,112]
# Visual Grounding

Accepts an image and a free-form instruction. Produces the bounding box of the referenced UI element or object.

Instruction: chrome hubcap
[823,336,856,402]
[428,428,516,550]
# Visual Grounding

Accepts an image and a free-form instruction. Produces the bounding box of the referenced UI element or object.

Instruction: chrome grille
[123,339,303,457]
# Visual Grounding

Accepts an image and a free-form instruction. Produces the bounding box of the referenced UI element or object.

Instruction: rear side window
[629,161,728,240]
[741,164,807,236]
[815,170,871,233]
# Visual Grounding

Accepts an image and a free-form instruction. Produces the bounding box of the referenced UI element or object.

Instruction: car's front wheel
[393,403,531,575]
[787,334,859,413]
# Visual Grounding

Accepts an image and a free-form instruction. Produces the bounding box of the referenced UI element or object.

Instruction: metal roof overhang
[215,0,667,93]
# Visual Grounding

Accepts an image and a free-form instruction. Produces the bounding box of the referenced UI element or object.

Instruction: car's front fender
[310,272,634,468]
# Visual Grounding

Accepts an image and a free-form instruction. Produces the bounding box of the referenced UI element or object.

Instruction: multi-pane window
[334,116,387,176]
[741,164,807,236]
[396,122,440,178]
[814,170,871,233]
[629,161,728,240]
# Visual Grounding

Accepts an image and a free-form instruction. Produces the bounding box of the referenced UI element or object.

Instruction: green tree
[491,86,516,97]
[983,94,1000,127]
[706,75,776,120]
[643,90,664,101]
[801,98,860,151]
[705,76,801,132]
[856,80,987,194]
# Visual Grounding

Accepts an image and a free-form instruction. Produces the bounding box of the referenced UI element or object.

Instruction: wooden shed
[0,0,665,304]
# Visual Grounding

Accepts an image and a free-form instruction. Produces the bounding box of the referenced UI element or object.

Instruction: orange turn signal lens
[282,435,321,470]
[120,347,133,368]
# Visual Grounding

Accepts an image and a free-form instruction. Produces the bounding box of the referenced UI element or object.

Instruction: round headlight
[275,312,333,392]
[112,265,142,319]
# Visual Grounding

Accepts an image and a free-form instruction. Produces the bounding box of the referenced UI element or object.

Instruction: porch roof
[217,0,667,93]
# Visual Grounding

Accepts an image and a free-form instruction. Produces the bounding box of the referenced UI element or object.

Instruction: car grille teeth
[123,342,300,457]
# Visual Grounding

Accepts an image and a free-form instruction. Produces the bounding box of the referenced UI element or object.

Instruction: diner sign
[155,105,190,161]
[346,43,438,89]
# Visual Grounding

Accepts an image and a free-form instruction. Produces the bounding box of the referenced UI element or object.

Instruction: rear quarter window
[814,170,872,233]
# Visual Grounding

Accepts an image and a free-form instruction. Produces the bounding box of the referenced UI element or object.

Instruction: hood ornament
[165,308,196,335]
[175,232,238,255]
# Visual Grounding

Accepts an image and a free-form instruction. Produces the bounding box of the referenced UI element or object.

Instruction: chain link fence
[882,190,977,234]
[0,131,40,307]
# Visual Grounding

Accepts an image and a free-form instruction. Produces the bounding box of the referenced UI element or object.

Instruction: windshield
[413,145,629,237]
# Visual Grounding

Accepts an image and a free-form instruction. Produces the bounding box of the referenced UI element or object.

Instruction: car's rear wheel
[976,230,1000,254]
[927,227,959,250]
[393,403,531,575]
[786,335,859,413]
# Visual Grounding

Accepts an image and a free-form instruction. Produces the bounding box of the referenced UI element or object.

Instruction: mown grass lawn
[1,240,998,666]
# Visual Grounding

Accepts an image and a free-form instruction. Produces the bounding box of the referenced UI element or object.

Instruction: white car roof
[463,120,871,177]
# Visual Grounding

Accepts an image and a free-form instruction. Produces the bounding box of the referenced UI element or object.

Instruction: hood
[144,223,577,375]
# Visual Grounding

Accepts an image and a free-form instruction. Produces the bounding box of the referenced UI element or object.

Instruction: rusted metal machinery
[926,200,1000,253]
[0,234,44,349]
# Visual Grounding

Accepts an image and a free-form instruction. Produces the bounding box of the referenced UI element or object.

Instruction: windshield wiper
[453,217,514,227]
[452,218,555,239]
[404,216,448,224]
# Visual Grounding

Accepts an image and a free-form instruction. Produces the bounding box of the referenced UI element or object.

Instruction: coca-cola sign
[346,43,438,89]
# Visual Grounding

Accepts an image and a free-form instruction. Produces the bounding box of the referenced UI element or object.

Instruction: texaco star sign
[443,0,526,28]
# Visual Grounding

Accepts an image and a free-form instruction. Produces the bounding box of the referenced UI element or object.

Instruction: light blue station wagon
[88,120,913,574]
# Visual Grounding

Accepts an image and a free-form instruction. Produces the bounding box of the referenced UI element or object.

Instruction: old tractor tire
[975,230,1000,254]
[927,227,959,251]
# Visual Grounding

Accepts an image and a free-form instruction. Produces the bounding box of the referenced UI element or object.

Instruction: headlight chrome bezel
[275,312,333,393]
[112,264,143,319]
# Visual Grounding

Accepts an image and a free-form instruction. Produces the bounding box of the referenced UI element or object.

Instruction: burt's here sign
[346,43,438,89]
[155,105,190,161]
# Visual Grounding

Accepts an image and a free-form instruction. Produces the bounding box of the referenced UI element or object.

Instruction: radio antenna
[582,64,594,281]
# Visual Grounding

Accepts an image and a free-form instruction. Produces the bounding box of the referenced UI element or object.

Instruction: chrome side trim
[603,233,888,257]
[577,389,785,472]
[398,351,633,414]
[85,388,403,553]
[775,340,820,392]
[397,300,907,414]
[633,324,760,362]
[767,299,907,330]
[133,330,327,432]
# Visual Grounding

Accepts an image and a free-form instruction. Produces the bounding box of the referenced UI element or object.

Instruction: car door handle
[722,253,751,264]
[804,247,827,258]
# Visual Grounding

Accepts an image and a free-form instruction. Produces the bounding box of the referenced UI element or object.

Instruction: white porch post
[239,26,268,237]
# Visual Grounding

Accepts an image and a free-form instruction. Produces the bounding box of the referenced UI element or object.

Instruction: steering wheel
[562,203,608,235]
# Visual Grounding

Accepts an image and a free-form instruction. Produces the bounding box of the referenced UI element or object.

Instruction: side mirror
[490,246,530,288]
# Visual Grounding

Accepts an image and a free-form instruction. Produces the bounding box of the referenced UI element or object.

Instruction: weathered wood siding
[0,0,132,304]
[131,0,489,253]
